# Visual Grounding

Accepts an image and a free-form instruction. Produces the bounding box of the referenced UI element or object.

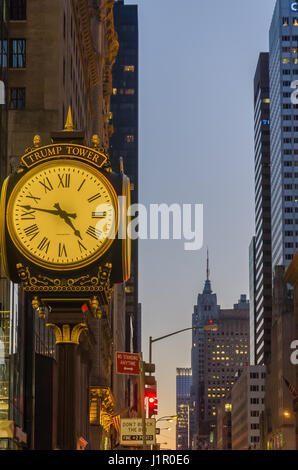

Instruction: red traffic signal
[145,387,158,417]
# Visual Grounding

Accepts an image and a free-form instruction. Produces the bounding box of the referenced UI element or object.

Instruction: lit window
[126,135,134,143]
[112,88,117,95]
[125,89,135,95]
[263,98,270,103]
[294,18,298,26]
[124,65,135,72]
[282,58,291,64]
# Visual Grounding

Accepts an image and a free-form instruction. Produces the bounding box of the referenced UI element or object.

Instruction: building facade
[216,400,232,450]
[0,0,134,450]
[253,52,272,366]
[190,257,250,449]
[176,368,192,450]
[231,365,266,450]
[110,0,140,353]
[261,265,297,450]
[269,0,298,270]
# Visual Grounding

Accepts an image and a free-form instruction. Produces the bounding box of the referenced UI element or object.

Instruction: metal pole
[149,336,152,375]
[139,353,147,450]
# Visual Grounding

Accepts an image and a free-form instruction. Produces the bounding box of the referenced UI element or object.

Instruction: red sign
[116,352,140,376]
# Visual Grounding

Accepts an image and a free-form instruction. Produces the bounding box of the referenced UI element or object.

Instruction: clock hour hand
[54,203,82,240]
[20,205,77,219]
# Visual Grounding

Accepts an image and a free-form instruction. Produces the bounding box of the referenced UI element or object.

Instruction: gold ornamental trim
[46,322,88,344]
[21,143,107,169]
[89,386,115,432]
[16,263,113,299]
[0,175,10,278]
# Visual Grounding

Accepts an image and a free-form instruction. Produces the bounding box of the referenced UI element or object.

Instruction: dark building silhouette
[110,0,140,353]
[251,53,272,366]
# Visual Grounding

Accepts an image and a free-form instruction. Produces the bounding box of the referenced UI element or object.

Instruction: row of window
[282,17,298,27]
[283,150,298,155]
[282,58,298,65]
[282,115,298,121]
[284,218,298,224]
[285,242,298,247]
[284,172,298,177]
[282,47,298,53]
[282,35,298,41]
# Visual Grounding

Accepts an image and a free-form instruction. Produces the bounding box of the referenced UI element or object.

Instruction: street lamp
[149,324,218,368]
[156,415,177,423]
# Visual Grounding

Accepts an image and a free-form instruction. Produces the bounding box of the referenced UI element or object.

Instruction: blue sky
[124,0,276,449]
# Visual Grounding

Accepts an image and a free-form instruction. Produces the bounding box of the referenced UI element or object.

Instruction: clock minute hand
[20,205,77,219]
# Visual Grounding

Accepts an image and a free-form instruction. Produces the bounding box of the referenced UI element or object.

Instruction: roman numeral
[88,193,101,203]
[58,173,70,188]
[26,192,41,204]
[24,224,39,241]
[58,243,67,257]
[92,211,107,218]
[37,237,51,253]
[78,240,87,253]
[86,226,101,240]
[77,179,86,192]
[20,208,36,220]
[39,177,53,193]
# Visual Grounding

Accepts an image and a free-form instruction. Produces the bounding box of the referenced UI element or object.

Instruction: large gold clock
[6,160,119,271]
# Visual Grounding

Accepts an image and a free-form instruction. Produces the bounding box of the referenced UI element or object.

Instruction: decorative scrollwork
[16,263,113,299]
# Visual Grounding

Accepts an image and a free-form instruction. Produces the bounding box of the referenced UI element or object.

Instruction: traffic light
[145,387,158,417]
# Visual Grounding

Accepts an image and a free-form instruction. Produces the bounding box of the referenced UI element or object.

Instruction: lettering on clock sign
[21,144,107,169]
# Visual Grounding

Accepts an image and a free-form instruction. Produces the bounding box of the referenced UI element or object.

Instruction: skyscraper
[176,368,192,450]
[252,53,272,366]
[269,0,298,270]
[110,0,140,352]
[190,256,250,449]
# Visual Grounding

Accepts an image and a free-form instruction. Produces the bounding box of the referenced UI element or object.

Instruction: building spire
[203,248,212,294]
[207,248,210,281]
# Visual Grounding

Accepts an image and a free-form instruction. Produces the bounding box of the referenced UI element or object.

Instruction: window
[9,39,26,68]
[283,17,289,26]
[0,40,8,68]
[9,0,26,20]
[9,87,25,109]
[124,65,135,72]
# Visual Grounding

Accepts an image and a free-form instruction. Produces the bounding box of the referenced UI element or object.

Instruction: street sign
[120,418,156,446]
[116,351,140,375]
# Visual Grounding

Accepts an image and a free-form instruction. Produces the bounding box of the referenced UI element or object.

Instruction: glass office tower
[269,0,298,270]
[253,53,272,366]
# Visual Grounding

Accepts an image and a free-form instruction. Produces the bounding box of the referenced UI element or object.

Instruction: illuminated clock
[6,159,119,271]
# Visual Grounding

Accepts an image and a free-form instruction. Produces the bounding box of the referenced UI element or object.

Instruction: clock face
[6,160,119,271]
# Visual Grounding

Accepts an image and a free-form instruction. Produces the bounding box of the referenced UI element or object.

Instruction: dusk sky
[125,0,276,448]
